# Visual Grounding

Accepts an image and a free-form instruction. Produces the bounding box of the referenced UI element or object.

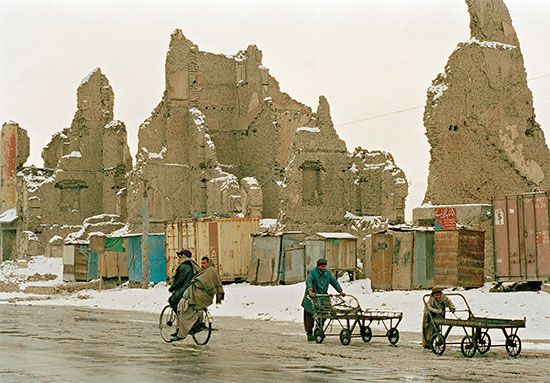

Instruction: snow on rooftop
[48,235,64,244]
[241,177,260,190]
[260,218,277,230]
[0,208,17,223]
[189,107,206,126]
[316,232,356,239]
[62,151,82,159]
[462,38,517,50]
[296,127,320,133]
[428,83,448,103]
[146,147,167,160]
[104,120,122,129]
[349,163,358,174]
[80,67,100,85]
[210,170,239,192]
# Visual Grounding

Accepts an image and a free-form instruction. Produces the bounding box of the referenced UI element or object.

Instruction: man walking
[301,258,345,341]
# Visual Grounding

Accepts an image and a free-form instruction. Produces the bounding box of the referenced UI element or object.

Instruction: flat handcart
[309,294,403,346]
[423,293,526,358]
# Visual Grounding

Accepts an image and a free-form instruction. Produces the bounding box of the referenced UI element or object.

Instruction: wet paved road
[0,305,549,382]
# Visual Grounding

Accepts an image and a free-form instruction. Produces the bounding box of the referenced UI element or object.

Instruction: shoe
[307,333,315,342]
[170,335,185,342]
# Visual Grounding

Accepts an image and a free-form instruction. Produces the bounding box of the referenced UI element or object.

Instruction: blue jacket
[301,266,342,314]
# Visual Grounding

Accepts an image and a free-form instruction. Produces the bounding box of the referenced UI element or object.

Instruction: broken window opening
[300,161,323,206]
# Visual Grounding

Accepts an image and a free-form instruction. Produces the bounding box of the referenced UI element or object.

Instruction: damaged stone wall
[349,148,408,224]
[17,68,132,250]
[278,96,351,233]
[0,122,29,211]
[424,0,550,205]
[277,96,408,234]
[127,30,315,230]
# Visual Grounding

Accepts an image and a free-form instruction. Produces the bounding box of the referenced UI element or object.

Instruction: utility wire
[335,73,550,128]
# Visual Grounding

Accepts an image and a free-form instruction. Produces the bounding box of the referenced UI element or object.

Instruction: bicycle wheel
[192,309,212,346]
[159,305,177,343]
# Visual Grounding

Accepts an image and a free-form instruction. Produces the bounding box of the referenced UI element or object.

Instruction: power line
[335,73,550,128]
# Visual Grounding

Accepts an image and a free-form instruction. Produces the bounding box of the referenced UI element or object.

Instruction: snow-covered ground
[1,257,549,348]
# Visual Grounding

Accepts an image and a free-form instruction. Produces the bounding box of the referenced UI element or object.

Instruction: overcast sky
[1,0,549,219]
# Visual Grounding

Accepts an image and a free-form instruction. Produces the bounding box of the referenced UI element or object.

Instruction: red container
[493,191,550,282]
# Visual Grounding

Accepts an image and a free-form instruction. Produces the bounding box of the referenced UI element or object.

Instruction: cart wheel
[314,327,325,344]
[360,325,372,343]
[460,335,477,358]
[476,331,491,354]
[387,328,399,345]
[430,333,446,356]
[339,329,352,346]
[505,334,522,357]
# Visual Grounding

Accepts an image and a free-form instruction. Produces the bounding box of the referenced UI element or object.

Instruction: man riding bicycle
[171,255,225,342]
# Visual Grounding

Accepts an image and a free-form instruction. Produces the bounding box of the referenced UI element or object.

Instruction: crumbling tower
[424,0,550,204]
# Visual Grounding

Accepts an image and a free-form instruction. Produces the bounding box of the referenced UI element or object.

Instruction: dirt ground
[0,305,548,382]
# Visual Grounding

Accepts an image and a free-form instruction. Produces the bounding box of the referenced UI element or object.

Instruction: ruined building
[0,69,132,260]
[0,30,408,260]
[127,29,408,233]
[424,0,550,205]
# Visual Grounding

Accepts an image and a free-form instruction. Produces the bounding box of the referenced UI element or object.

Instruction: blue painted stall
[127,234,166,283]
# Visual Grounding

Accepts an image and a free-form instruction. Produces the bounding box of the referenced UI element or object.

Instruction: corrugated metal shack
[493,191,550,282]
[369,227,435,291]
[63,243,98,282]
[165,218,260,282]
[434,229,485,288]
[248,232,306,285]
[63,236,129,282]
[305,233,357,278]
[126,233,166,284]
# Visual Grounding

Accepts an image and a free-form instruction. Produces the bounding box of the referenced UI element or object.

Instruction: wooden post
[141,179,149,289]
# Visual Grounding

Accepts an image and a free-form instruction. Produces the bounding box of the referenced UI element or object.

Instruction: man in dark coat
[301,258,345,341]
[168,250,200,311]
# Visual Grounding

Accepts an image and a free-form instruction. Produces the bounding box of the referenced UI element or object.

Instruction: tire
[360,325,372,343]
[460,335,477,358]
[430,333,446,356]
[505,334,522,357]
[339,328,351,346]
[192,309,212,346]
[476,331,491,355]
[387,328,399,345]
[314,327,325,344]
[159,305,177,343]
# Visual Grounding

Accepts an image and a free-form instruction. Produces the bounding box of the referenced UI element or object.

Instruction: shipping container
[280,244,306,284]
[434,229,484,288]
[127,234,167,284]
[165,218,260,282]
[305,233,357,278]
[493,191,550,282]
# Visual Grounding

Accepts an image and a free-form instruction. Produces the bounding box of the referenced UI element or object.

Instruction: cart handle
[422,292,473,318]
[307,293,360,307]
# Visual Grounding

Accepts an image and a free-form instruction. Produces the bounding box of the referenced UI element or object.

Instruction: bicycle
[159,305,213,345]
